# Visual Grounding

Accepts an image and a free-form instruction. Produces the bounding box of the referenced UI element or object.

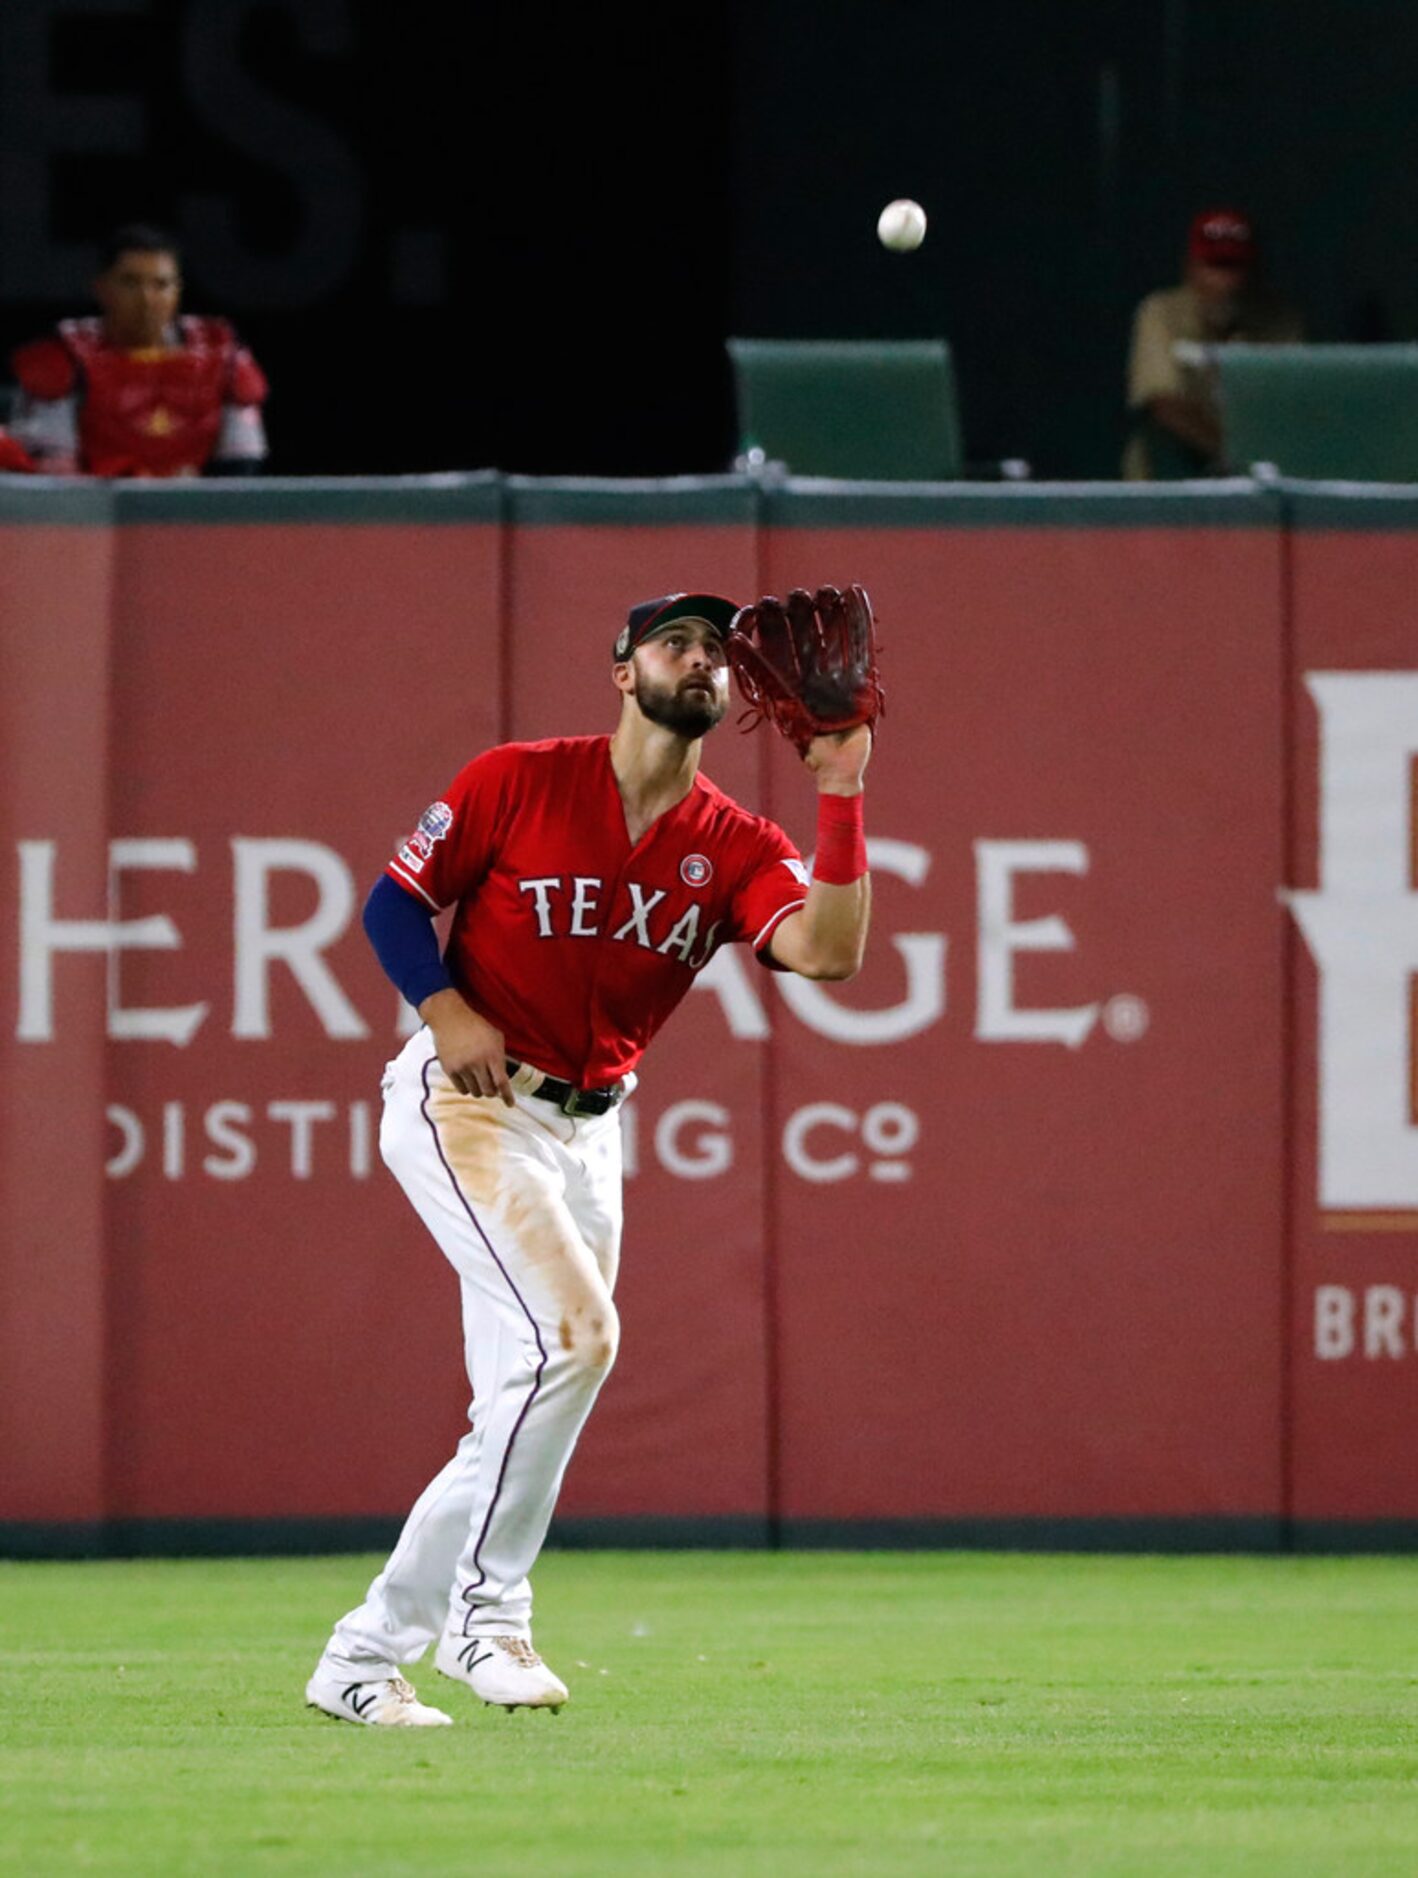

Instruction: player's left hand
[725,583,883,754]
[805,722,872,795]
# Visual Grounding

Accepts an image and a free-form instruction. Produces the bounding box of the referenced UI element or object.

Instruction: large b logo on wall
[1291,672,1418,1214]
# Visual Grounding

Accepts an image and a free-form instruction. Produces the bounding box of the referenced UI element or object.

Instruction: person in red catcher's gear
[9,223,268,478]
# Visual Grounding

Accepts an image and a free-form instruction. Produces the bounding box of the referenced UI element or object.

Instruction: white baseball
[877,198,927,253]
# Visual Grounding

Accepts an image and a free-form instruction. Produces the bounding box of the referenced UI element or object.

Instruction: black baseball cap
[613,592,739,661]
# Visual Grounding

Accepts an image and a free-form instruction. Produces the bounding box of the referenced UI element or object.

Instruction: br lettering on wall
[1287,495,1418,1531]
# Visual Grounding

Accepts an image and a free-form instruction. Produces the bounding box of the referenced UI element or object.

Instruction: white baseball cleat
[434,1633,570,1711]
[305,1666,454,1727]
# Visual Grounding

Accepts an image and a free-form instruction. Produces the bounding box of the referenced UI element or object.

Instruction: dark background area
[3,0,1417,479]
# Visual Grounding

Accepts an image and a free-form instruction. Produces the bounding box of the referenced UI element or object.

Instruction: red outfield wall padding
[0,520,115,1522]
[0,477,1411,1542]
[759,514,1287,1521]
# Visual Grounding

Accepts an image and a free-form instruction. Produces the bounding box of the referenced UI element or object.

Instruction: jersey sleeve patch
[396,800,454,875]
[385,795,458,907]
[382,754,506,914]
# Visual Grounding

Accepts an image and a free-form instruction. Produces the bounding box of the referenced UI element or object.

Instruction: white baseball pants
[321,1027,624,1675]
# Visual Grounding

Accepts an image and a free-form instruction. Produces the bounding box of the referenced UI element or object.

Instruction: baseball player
[306,591,875,1725]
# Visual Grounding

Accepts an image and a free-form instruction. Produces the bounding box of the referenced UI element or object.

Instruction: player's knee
[581,1306,619,1377]
[558,1301,620,1379]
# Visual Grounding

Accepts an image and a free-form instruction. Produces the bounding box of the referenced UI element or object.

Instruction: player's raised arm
[723,583,882,981]
[766,724,872,980]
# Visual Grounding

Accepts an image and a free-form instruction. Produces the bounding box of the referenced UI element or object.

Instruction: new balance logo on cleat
[434,1632,570,1711]
[304,1665,453,1727]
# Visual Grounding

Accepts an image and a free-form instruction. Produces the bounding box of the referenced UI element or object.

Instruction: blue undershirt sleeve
[363,874,454,1011]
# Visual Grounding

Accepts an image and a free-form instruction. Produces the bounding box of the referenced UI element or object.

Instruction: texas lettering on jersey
[385,736,809,1086]
[515,873,725,967]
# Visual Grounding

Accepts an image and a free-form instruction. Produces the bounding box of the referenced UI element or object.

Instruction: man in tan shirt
[1124,208,1302,478]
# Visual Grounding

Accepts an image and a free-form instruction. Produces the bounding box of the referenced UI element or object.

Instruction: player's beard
[632,670,728,741]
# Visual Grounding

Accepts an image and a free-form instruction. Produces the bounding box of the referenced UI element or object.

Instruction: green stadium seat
[1216,344,1418,480]
[727,338,966,480]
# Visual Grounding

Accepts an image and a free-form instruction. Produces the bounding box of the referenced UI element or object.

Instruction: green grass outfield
[3,1551,1418,1876]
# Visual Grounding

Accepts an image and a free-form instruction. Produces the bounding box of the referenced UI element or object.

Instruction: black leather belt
[506,1059,627,1117]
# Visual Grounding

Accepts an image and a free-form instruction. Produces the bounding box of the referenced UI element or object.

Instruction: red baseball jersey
[385,736,809,1085]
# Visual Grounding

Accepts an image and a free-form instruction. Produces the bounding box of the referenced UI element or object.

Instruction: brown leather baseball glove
[725,584,884,755]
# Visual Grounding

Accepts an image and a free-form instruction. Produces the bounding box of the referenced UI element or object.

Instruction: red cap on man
[1188,207,1256,268]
